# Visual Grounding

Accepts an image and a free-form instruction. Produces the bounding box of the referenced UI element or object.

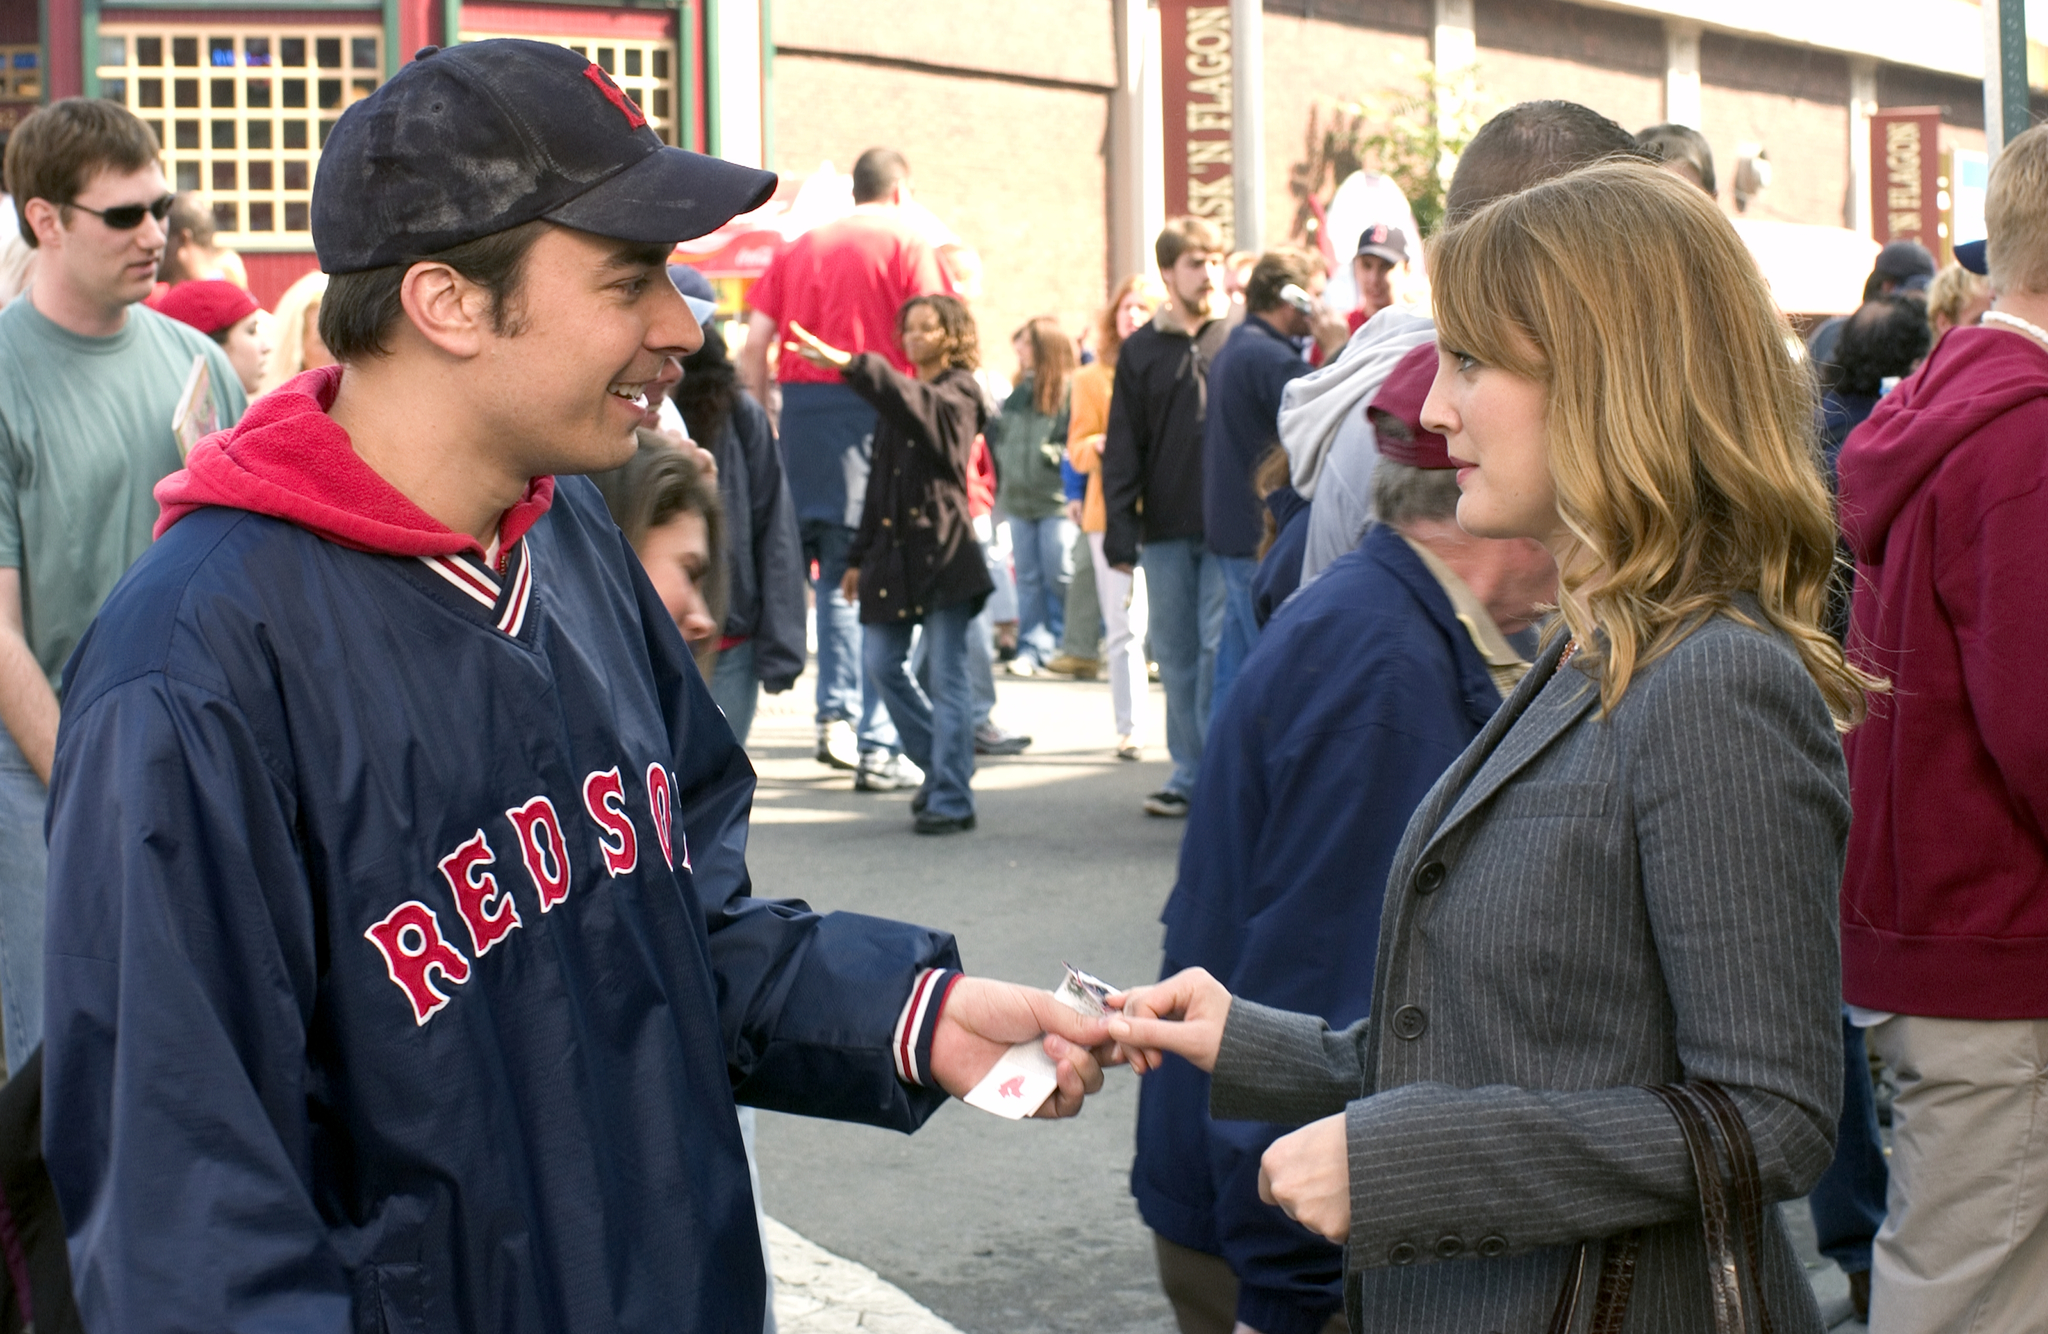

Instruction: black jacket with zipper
[842,354,993,623]
[1101,312,1231,568]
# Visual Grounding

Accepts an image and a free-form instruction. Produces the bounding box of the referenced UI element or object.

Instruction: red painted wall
[47,0,79,98]
[243,250,320,310]
[0,0,38,44]
[96,8,382,27]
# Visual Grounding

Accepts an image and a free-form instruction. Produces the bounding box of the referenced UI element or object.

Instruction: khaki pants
[1153,1234,1347,1334]
[1866,1014,2048,1334]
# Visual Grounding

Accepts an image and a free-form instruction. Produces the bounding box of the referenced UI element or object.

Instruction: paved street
[747,667,1181,1334]
[742,663,1866,1334]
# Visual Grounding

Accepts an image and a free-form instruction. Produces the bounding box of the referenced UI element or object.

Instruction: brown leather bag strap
[1546,1238,1593,1334]
[1648,1082,1750,1333]
[1688,1081,1776,1334]
[1546,1227,1644,1334]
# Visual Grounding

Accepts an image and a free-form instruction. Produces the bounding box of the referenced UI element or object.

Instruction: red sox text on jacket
[364,762,688,1024]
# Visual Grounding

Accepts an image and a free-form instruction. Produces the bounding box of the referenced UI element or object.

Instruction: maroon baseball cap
[1367,343,1452,469]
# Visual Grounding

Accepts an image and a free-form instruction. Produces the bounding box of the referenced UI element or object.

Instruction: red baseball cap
[154,279,261,336]
[1367,342,1452,469]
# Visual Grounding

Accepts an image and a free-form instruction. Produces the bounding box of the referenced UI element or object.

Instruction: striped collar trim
[419,540,534,636]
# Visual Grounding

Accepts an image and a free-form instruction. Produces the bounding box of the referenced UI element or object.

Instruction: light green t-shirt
[0,296,247,689]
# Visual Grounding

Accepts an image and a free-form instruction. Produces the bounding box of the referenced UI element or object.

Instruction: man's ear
[22,198,67,251]
[398,260,491,358]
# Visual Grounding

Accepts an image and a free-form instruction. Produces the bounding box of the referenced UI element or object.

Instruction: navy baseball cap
[313,39,776,273]
[1955,239,1988,275]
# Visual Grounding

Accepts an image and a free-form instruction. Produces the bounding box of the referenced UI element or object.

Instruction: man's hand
[0,569,57,782]
[1259,1112,1351,1243]
[1105,966,1232,1074]
[931,977,1109,1119]
[838,566,860,605]
[1065,499,1084,526]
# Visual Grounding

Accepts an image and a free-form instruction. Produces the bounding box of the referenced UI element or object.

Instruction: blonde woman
[1924,260,1991,337]
[1068,274,1163,759]
[257,268,332,394]
[1110,161,1877,1332]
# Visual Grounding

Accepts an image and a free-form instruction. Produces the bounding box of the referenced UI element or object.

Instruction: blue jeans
[0,724,47,1075]
[1139,539,1225,797]
[1211,554,1260,726]
[865,601,977,820]
[710,640,759,746]
[1007,513,1076,666]
[1809,1010,1889,1275]
[800,519,896,753]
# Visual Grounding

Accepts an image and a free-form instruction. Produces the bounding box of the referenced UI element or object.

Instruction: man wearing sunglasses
[0,98,245,1076]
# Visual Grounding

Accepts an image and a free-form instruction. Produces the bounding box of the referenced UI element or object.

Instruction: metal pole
[442,0,463,49]
[1984,0,2031,158]
[81,0,101,100]
[1229,0,1262,254]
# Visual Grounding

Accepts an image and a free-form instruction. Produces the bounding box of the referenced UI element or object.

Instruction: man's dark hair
[1636,123,1717,197]
[1445,100,1646,226]
[319,219,555,362]
[1243,248,1322,314]
[1155,216,1225,272]
[852,148,909,204]
[3,98,162,246]
[1827,294,1933,397]
[898,293,979,371]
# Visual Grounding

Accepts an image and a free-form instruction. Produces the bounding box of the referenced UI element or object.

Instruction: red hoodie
[154,365,554,561]
[1837,323,2048,1018]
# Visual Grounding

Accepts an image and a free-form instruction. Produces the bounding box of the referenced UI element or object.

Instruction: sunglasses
[67,194,176,230]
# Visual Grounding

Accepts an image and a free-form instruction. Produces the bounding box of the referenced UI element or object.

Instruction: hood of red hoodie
[155,365,554,561]
[1837,324,2048,566]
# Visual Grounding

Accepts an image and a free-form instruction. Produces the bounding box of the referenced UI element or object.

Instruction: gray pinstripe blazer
[1208,611,1847,1333]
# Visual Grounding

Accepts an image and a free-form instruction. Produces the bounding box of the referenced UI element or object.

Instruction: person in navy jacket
[40,41,1107,1334]
[1132,345,1555,1334]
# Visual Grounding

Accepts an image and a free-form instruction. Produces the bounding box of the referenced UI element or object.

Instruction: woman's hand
[1104,966,1233,1074]
[1259,1113,1351,1243]
[785,320,853,370]
[838,566,860,605]
[1065,500,1084,526]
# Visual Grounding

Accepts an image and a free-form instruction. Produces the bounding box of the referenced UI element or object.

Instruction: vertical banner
[1159,0,1235,248]
[1871,107,1941,253]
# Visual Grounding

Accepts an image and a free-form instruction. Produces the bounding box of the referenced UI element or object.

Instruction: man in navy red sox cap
[39,40,1107,1333]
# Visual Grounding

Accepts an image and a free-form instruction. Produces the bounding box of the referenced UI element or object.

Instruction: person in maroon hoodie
[1836,121,2048,1332]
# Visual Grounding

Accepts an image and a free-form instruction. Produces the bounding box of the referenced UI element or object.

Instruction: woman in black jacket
[788,295,992,834]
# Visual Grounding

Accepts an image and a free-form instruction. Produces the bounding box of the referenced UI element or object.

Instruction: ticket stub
[962,964,1120,1119]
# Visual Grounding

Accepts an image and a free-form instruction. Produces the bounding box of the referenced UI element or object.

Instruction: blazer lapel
[1424,635,1600,845]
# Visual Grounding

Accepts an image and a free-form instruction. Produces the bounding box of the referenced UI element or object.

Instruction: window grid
[1,46,40,102]
[96,26,384,250]
[459,32,677,146]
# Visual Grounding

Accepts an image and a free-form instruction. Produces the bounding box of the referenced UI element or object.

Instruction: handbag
[1546,1080,1776,1334]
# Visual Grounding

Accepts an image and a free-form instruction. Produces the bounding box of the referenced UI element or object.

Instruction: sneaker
[1043,654,1100,680]
[1143,789,1190,818]
[1004,656,1037,677]
[974,722,1032,756]
[1116,736,1142,761]
[913,810,977,835]
[815,719,859,771]
[855,751,922,792]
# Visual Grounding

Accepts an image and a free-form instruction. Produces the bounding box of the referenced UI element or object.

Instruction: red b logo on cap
[584,64,648,131]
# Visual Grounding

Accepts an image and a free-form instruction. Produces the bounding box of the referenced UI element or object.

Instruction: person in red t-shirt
[740,149,951,788]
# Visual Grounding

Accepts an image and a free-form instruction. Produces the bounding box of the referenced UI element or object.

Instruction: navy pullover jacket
[43,390,959,1333]
[1201,313,1311,559]
[1132,523,1508,1334]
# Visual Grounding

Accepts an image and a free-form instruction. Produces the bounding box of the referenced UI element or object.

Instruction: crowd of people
[0,30,2040,1334]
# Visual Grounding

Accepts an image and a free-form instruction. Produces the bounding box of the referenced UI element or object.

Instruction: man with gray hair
[1131,343,1554,1334]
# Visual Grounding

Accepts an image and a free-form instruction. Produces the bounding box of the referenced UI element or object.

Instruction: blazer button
[1477,1234,1508,1258]
[1391,1005,1427,1040]
[1415,861,1446,894]
[1388,1241,1419,1266]
[881,517,892,527]
[1434,1234,1464,1259]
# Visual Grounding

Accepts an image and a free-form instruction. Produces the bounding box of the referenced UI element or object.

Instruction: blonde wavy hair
[258,268,329,394]
[1431,160,1879,726]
